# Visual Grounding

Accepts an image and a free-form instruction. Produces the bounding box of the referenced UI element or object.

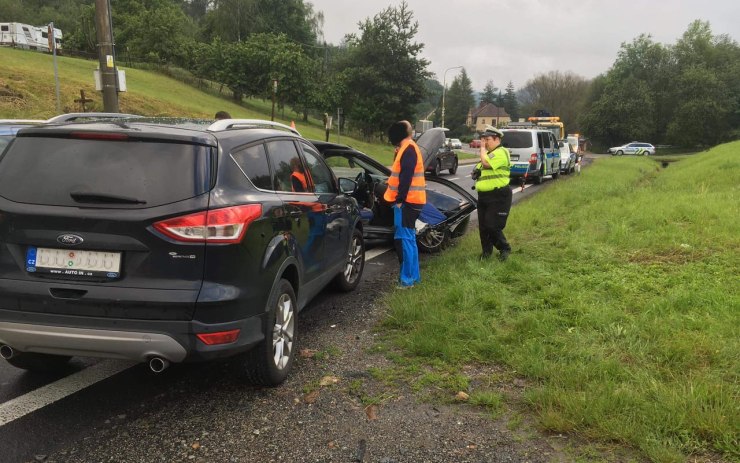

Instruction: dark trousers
[477,187,512,256]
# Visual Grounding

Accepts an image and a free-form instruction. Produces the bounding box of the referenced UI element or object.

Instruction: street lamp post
[441,65,462,128]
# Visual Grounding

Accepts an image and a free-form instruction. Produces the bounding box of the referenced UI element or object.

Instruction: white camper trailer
[0,22,62,53]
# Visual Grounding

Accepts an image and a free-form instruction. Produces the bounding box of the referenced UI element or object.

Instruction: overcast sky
[308,0,739,91]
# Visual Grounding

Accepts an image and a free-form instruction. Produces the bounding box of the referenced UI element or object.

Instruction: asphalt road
[0,154,590,462]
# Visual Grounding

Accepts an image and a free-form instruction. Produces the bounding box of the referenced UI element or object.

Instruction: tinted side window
[266,139,308,193]
[232,143,272,190]
[301,143,335,194]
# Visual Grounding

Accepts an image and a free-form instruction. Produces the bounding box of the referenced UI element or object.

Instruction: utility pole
[94,0,119,112]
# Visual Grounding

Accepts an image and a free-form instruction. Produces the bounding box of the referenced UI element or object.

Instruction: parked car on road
[0,119,45,152]
[312,128,477,253]
[0,118,365,386]
[608,142,655,155]
[558,139,577,174]
[449,138,462,149]
[426,144,459,176]
[501,128,561,184]
[469,138,481,149]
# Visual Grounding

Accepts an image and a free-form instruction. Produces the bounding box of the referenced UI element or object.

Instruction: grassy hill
[0,47,393,162]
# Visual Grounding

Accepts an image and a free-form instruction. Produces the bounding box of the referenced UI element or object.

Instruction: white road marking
[0,359,134,426]
[0,248,394,427]
[365,246,392,261]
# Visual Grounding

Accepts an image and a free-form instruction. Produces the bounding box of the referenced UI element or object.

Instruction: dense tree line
[579,21,739,147]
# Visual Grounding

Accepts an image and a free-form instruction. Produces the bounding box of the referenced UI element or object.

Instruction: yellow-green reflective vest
[475,145,511,192]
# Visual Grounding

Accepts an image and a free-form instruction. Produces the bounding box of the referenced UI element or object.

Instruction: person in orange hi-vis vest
[383,120,426,289]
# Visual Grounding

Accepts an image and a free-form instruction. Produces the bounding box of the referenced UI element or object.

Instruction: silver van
[501,129,560,184]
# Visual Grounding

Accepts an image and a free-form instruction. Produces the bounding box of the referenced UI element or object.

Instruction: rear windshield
[501,132,534,149]
[0,137,212,207]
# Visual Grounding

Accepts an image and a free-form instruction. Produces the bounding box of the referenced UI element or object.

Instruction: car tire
[416,226,449,253]
[333,228,364,292]
[449,158,458,175]
[238,278,296,386]
[433,160,441,176]
[616,150,623,156]
[534,167,544,185]
[5,352,71,373]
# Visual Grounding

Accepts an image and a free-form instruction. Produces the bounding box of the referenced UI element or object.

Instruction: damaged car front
[311,128,477,253]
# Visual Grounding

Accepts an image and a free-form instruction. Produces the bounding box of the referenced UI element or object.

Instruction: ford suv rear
[0,118,365,385]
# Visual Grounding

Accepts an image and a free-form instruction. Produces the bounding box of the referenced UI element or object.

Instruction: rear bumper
[510,163,536,178]
[0,309,265,363]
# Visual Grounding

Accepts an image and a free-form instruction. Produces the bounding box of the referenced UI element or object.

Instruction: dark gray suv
[0,118,365,385]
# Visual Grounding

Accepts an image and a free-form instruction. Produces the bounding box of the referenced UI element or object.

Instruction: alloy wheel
[343,234,364,284]
[272,293,294,370]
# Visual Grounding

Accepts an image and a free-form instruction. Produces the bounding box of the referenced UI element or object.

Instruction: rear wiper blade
[70,191,147,205]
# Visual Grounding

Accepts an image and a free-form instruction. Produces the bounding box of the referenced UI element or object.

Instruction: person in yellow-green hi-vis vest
[473,125,512,261]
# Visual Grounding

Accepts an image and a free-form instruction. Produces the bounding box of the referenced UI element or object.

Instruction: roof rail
[46,112,143,123]
[207,119,301,136]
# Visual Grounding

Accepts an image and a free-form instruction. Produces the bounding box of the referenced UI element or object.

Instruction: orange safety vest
[384,139,426,205]
[291,171,308,192]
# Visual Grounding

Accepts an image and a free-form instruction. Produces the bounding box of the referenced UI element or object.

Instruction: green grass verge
[381,142,740,462]
[0,47,395,164]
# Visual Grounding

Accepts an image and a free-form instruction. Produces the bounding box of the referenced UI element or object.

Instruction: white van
[501,129,560,184]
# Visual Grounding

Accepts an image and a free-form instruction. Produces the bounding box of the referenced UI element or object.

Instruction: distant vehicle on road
[608,142,655,156]
[0,119,45,152]
[449,138,462,149]
[558,140,577,174]
[469,139,481,149]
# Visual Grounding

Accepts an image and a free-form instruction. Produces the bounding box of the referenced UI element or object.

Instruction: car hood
[416,128,447,170]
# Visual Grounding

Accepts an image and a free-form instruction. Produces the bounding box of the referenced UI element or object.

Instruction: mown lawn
[381,144,739,462]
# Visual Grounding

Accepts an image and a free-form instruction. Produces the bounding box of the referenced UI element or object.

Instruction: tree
[443,68,475,136]
[519,71,590,133]
[339,1,430,138]
[480,80,498,105]
[502,81,519,122]
[113,0,197,64]
[579,21,739,147]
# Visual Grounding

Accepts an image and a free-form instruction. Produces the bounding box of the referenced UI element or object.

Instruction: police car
[608,142,655,156]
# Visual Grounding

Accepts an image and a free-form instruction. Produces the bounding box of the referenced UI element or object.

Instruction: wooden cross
[74,90,94,112]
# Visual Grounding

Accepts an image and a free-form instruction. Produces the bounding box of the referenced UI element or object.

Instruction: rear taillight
[196,329,240,345]
[153,204,262,244]
[529,153,538,163]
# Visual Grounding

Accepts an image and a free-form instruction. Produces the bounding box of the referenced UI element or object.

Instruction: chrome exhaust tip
[148,357,170,373]
[0,344,15,360]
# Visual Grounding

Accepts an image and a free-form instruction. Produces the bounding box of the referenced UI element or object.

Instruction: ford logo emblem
[57,234,84,246]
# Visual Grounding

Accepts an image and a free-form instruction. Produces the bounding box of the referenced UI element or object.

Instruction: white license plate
[26,247,121,278]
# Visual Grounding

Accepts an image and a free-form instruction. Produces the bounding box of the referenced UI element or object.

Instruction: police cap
[480,125,504,138]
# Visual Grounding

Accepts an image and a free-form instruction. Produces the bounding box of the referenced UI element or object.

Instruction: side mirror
[339,177,357,194]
